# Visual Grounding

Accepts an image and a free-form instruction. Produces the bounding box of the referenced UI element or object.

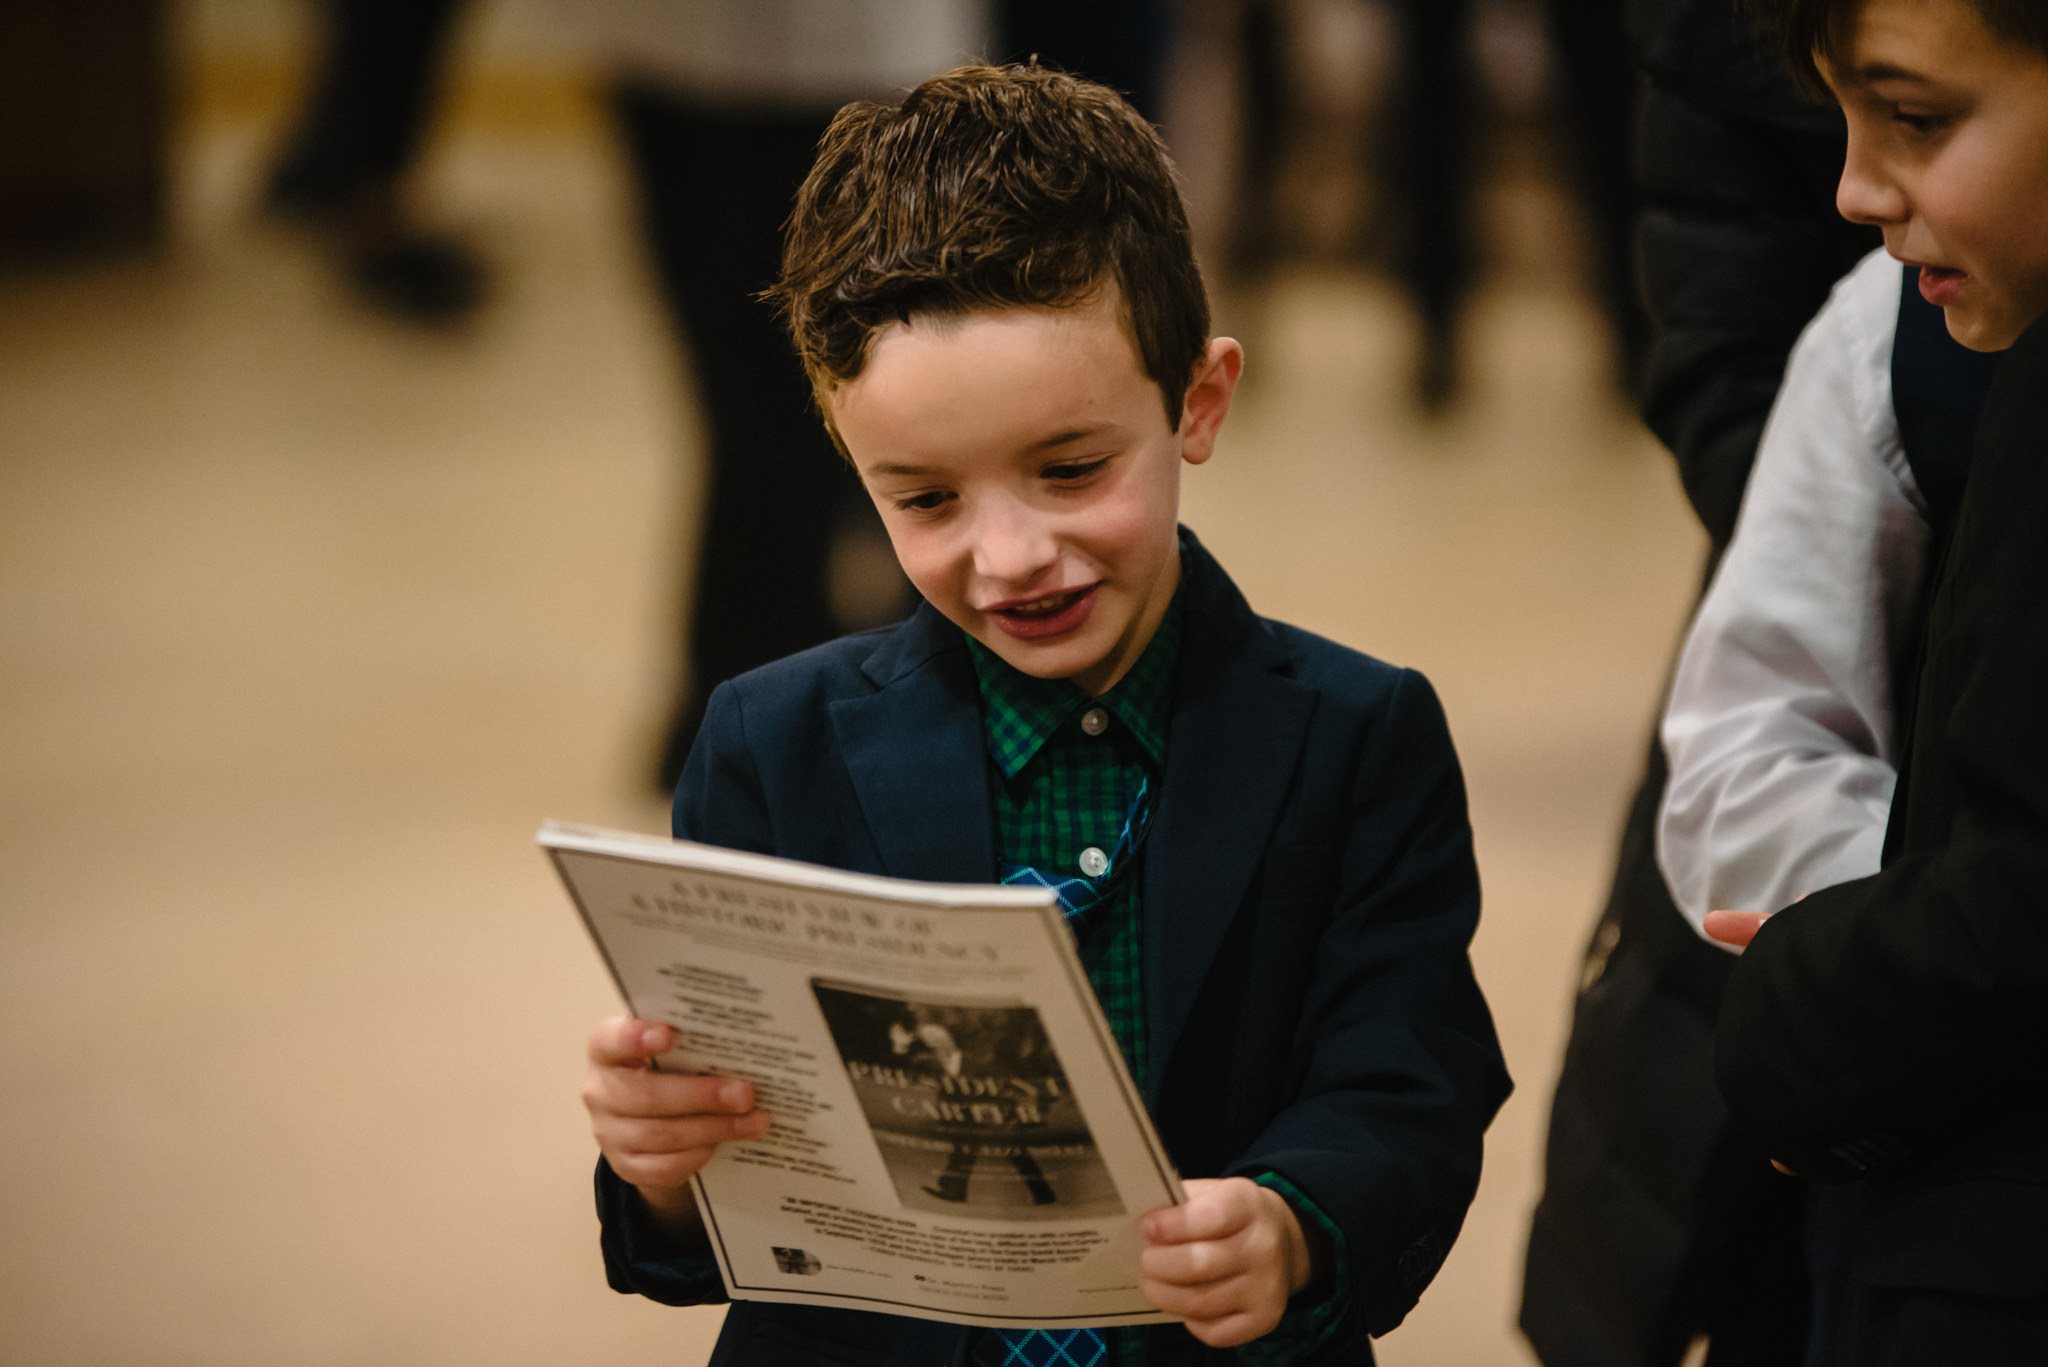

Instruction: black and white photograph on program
[809,979,1124,1222]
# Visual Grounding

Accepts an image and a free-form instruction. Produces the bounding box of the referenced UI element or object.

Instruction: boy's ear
[1178,338,1243,467]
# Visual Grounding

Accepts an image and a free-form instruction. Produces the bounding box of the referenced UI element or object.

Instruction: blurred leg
[1544,0,1651,396]
[1388,0,1476,411]
[1228,0,1288,279]
[991,0,1170,122]
[266,0,467,213]
[612,86,885,791]
[265,0,485,325]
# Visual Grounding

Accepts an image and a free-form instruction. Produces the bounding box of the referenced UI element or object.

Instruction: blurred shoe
[263,175,489,328]
[1415,326,1459,414]
[346,232,486,327]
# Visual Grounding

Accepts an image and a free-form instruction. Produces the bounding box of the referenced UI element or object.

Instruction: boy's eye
[1044,458,1110,483]
[1891,108,1949,136]
[892,490,953,513]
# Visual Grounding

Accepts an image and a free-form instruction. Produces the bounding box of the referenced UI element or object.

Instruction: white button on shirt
[1078,846,1110,878]
[1080,707,1109,736]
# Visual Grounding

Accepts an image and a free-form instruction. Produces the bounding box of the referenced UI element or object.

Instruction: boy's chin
[1947,292,2048,352]
[960,623,1118,690]
[979,636,1100,682]
[1945,308,2014,352]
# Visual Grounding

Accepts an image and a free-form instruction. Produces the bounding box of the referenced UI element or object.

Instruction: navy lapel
[1142,537,1316,1099]
[828,604,997,885]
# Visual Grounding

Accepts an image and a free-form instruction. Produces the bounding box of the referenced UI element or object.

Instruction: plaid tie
[971,1327,1107,1367]
[974,779,1155,1367]
[998,778,1154,939]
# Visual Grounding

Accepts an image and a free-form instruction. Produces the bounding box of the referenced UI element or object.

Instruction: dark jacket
[1630,0,1879,551]
[599,532,1511,1366]
[1521,3,1881,1363]
[1717,316,2048,1335]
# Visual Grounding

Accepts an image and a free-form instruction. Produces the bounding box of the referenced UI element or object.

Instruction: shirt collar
[967,593,1181,779]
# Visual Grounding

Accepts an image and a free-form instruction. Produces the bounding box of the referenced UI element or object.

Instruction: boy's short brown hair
[1753,0,2048,93]
[771,64,1210,434]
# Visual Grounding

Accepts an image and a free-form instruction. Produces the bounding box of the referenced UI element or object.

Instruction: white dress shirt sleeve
[1657,249,1933,946]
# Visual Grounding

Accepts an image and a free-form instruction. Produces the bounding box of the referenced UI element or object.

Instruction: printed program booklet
[539,821,1185,1329]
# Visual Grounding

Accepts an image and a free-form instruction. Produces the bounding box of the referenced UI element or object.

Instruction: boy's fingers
[1141,1274,1239,1320]
[1140,1271,1208,1316]
[1142,1179,1252,1245]
[597,1071,754,1120]
[1140,1238,1238,1288]
[1181,1310,1271,1350]
[603,1111,772,1155]
[1143,1264,1282,1350]
[584,1062,755,1119]
[588,1016,674,1067]
[582,1018,755,1117]
[1703,909,1769,949]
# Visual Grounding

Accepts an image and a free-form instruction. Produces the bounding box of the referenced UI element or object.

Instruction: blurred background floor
[0,14,1702,1365]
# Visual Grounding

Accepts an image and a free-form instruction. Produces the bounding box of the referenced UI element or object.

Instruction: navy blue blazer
[599,532,1510,1366]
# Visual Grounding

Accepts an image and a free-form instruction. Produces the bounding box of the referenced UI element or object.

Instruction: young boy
[580,65,1510,1366]
[1702,1,2048,1361]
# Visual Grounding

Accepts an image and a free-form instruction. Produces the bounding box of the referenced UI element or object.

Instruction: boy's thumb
[589,1015,671,1065]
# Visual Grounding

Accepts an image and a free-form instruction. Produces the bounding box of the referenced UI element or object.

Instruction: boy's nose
[970,496,1059,585]
[1836,130,1908,227]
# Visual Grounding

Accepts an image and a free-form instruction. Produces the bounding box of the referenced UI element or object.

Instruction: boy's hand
[1140,1177,1324,1348]
[1699,914,1805,1174]
[582,1017,771,1227]
[1703,909,1770,950]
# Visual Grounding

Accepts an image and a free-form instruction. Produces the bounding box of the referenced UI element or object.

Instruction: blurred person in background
[991,0,1170,121]
[1517,0,1885,1363]
[1387,0,1643,408]
[1224,0,1646,410]
[571,0,982,792]
[264,0,488,325]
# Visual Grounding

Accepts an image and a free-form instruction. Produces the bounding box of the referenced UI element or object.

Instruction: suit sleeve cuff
[595,1158,728,1306]
[1236,1170,1356,1366]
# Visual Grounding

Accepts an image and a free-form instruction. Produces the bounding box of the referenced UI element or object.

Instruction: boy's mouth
[986,585,1097,641]
[1917,264,1966,307]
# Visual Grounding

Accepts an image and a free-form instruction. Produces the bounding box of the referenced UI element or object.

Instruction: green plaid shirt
[966,594,1352,1366]
[967,607,1174,1091]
